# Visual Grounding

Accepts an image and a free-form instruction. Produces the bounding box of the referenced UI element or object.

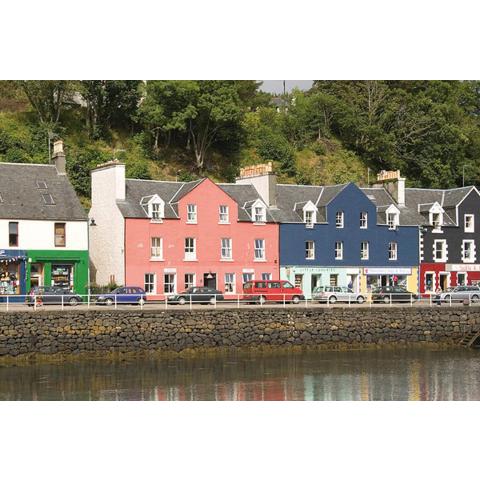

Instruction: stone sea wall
[0,307,479,357]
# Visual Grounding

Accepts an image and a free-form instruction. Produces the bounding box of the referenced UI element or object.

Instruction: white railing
[0,291,479,312]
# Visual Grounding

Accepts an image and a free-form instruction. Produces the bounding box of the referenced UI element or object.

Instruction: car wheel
[209,297,216,305]
[258,296,266,305]
[329,296,337,304]
[69,297,79,307]
[444,295,451,303]
[178,297,186,305]
[138,298,145,306]
[105,298,114,307]
[471,294,479,303]
[357,296,365,304]
[291,295,300,304]
[383,296,391,304]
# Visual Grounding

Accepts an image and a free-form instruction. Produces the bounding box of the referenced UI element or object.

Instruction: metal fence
[0,292,479,312]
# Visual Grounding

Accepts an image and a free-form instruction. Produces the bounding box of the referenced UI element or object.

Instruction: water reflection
[0,348,479,400]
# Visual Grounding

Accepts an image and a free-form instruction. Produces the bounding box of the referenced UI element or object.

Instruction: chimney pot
[51,139,66,175]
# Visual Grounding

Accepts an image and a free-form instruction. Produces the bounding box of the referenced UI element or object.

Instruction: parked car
[434,285,480,304]
[26,286,83,306]
[96,287,147,306]
[167,287,224,305]
[372,286,417,304]
[313,286,365,304]
[242,280,305,304]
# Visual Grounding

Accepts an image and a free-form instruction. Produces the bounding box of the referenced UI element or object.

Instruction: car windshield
[313,287,324,293]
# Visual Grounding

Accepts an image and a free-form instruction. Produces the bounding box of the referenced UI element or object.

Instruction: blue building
[275,182,419,298]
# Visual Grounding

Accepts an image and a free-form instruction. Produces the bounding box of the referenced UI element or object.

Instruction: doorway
[204,272,217,289]
[347,274,358,292]
[439,272,449,291]
[311,274,322,292]
[457,272,466,286]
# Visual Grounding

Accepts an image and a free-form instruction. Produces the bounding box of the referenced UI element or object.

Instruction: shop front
[362,267,418,294]
[0,249,27,301]
[26,250,89,295]
[420,263,480,295]
[280,266,361,299]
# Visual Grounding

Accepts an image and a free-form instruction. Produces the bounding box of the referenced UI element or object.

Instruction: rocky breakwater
[0,307,479,357]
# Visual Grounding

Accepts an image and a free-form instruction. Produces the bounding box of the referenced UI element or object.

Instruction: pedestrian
[348,279,353,290]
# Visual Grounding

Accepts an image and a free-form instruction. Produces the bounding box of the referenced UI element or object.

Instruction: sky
[260,80,313,94]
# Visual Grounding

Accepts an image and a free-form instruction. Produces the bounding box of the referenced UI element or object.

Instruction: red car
[243,280,305,304]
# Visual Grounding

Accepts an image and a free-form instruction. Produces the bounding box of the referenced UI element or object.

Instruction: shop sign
[52,266,70,275]
[363,267,412,275]
[282,266,349,274]
[446,264,480,272]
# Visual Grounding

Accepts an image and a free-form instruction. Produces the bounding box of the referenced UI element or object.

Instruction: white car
[312,286,365,304]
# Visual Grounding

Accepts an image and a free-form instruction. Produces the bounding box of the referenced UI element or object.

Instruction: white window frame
[150,202,163,221]
[163,273,176,294]
[462,240,475,263]
[184,237,196,261]
[219,205,229,224]
[334,241,343,260]
[184,273,195,290]
[304,210,315,228]
[388,241,397,261]
[224,273,236,293]
[360,211,368,229]
[221,238,233,260]
[360,241,369,260]
[186,204,197,223]
[305,240,315,260]
[335,211,344,228]
[144,273,156,295]
[254,207,266,223]
[433,239,447,262]
[387,212,399,230]
[150,237,163,260]
[254,239,266,261]
[465,214,475,233]
[428,203,444,232]
[242,272,254,284]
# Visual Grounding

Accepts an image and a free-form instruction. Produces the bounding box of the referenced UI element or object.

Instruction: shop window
[457,272,467,286]
[9,222,18,247]
[54,223,66,247]
[51,264,73,289]
[330,274,338,287]
[425,272,435,292]
[295,274,304,289]
[0,260,21,294]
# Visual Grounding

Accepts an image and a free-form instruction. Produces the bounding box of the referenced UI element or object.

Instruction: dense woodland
[1,80,480,206]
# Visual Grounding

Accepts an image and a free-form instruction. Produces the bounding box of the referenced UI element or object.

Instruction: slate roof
[362,186,476,226]
[0,163,87,221]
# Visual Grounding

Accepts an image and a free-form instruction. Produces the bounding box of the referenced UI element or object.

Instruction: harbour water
[0,347,479,400]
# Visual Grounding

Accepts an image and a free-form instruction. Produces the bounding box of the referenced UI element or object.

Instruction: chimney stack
[235,162,277,207]
[375,170,405,206]
[52,139,66,175]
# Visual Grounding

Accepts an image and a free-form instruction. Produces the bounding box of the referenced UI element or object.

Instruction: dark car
[26,286,83,306]
[167,287,224,305]
[96,286,147,306]
[372,286,417,304]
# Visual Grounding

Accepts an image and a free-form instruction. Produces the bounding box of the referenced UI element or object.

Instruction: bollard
[61,295,64,311]
[165,297,168,310]
[410,294,413,306]
[87,293,90,309]
[237,294,240,309]
[114,295,117,310]
[6,295,9,312]
[283,294,286,308]
[190,295,192,311]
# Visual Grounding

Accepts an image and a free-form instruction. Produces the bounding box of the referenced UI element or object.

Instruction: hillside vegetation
[1,80,480,207]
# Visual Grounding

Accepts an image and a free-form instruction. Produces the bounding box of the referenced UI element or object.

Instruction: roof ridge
[126,178,182,184]
[0,162,54,167]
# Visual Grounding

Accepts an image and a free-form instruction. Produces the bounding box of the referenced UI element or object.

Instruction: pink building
[89,162,279,298]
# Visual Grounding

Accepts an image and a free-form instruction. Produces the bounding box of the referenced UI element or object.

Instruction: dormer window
[386,204,400,230]
[141,194,165,221]
[302,201,317,228]
[428,203,444,231]
[151,203,162,220]
[251,199,267,223]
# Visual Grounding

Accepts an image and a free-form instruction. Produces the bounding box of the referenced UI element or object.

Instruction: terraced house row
[1,141,480,300]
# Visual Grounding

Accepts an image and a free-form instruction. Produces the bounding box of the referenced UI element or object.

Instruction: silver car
[313,286,365,304]
[435,285,480,304]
